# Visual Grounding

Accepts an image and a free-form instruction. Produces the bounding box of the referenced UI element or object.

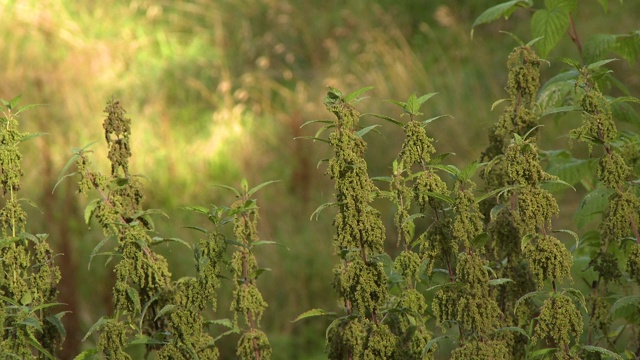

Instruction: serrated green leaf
[310,202,337,221]
[611,100,640,128]
[19,132,48,143]
[543,178,576,191]
[208,318,235,329]
[82,316,109,341]
[471,0,532,37]
[584,34,617,63]
[88,237,110,270]
[514,290,544,315]
[46,312,69,340]
[422,114,452,125]
[356,125,381,138]
[26,331,55,359]
[491,98,510,111]
[343,86,374,104]
[530,347,558,358]
[14,103,44,115]
[614,31,640,64]
[83,199,101,227]
[180,205,209,214]
[471,233,489,249]
[247,180,280,197]
[129,334,165,346]
[154,304,176,321]
[416,92,438,106]
[426,163,460,177]
[574,187,615,229]
[563,287,588,312]
[213,184,241,197]
[489,278,514,286]
[385,99,406,109]
[300,119,333,128]
[423,335,452,355]
[292,308,338,323]
[127,287,141,312]
[293,135,331,144]
[19,316,40,329]
[581,345,624,360]
[151,237,191,249]
[586,58,618,73]
[364,113,403,127]
[182,225,207,234]
[7,95,22,110]
[371,176,393,183]
[531,5,570,58]
[541,105,581,117]
[73,349,98,360]
[610,295,640,317]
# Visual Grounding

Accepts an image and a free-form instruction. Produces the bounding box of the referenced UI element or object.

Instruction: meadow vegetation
[1,0,640,359]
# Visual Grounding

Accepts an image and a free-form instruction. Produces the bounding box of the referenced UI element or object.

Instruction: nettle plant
[57,99,274,359]
[0,96,64,359]
[299,1,640,359]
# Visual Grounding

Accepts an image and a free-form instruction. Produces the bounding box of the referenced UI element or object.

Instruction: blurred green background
[1,0,639,358]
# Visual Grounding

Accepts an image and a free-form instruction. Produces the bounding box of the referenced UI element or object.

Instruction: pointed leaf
[491,98,510,111]
[610,295,640,317]
[364,113,403,127]
[514,290,545,315]
[310,202,337,221]
[82,317,109,341]
[471,0,532,37]
[356,125,381,138]
[182,225,207,234]
[73,349,98,360]
[300,119,333,128]
[343,86,374,104]
[423,335,453,355]
[19,132,48,143]
[489,278,514,286]
[84,199,101,227]
[213,184,241,197]
[587,58,618,71]
[208,318,235,329]
[129,334,165,346]
[422,114,452,125]
[127,287,141,312]
[154,304,176,321]
[247,180,280,197]
[151,237,191,249]
[580,345,623,360]
[292,308,338,323]
[180,205,209,214]
[294,135,331,144]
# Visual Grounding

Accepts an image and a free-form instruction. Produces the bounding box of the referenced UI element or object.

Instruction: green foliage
[1,1,640,359]
[0,96,63,358]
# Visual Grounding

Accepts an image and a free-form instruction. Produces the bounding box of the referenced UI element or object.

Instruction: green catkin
[78,98,227,358]
[532,295,583,350]
[0,98,62,357]
[229,184,271,360]
[570,70,640,327]
[387,108,439,358]
[450,339,511,360]
[323,88,394,359]
[524,235,573,287]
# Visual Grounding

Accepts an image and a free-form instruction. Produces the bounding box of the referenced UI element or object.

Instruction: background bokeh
[1,0,639,358]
